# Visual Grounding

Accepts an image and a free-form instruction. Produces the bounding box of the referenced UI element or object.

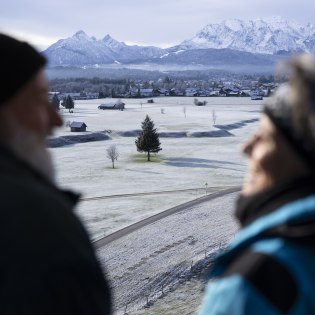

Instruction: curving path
[95,186,241,314]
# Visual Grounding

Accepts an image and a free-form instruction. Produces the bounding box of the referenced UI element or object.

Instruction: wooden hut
[70,122,87,132]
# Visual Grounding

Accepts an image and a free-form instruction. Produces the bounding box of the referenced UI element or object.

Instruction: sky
[1,0,315,51]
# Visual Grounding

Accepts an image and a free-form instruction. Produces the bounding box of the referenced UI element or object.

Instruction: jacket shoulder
[198,271,279,315]
[223,249,297,314]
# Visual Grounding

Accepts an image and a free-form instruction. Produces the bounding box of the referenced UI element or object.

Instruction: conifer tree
[135,115,162,161]
[62,95,74,113]
[51,93,60,111]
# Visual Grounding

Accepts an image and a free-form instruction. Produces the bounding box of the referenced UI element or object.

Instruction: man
[0,34,111,314]
[199,54,315,315]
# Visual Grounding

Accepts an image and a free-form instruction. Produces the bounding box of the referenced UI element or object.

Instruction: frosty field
[50,96,263,241]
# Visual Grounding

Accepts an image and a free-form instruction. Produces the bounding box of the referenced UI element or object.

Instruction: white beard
[2,117,55,183]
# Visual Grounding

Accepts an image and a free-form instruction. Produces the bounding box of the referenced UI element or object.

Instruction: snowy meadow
[50,97,263,241]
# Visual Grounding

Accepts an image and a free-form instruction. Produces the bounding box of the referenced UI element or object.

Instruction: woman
[199,54,315,315]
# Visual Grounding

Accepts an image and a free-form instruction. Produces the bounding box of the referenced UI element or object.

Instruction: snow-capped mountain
[178,16,315,55]
[149,48,281,67]
[43,31,118,65]
[43,30,165,66]
[43,17,315,67]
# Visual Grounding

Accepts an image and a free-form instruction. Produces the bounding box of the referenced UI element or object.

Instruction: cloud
[1,0,315,49]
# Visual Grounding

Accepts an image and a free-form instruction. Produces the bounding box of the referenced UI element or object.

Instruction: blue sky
[1,0,315,50]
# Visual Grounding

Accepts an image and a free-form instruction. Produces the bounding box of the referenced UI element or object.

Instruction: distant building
[169,88,184,96]
[185,88,198,97]
[227,90,239,97]
[61,93,81,100]
[210,90,219,96]
[140,89,154,97]
[153,88,168,96]
[58,92,98,100]
[98,101,125,110]
[250,89,264,100]
[219,88,227,97]
[82,92,99,99]
[198,90,211,97]
[70,122,87,132]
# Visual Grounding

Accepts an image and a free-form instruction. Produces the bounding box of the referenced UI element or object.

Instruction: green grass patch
[131,153,163,163]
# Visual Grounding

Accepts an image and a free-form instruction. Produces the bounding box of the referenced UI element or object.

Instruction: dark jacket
[199,177,315,315]
[0,146,111,314]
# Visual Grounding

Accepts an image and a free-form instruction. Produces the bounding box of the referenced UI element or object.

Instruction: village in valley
[48,74,277,103]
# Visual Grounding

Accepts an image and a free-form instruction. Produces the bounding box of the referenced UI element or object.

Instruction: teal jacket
[199,178,315,315]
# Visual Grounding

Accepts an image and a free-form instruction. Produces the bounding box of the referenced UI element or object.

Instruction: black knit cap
[264,82,315,170]
[0,33,46,105]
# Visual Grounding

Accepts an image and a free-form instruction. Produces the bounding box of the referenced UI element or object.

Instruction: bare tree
[106,144,119,168]
[212,110,217,125]
[183,106,186,118]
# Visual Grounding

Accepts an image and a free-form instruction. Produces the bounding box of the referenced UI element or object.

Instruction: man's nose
[49,104,63,127]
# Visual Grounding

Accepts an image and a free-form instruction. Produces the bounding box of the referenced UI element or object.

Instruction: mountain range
[43,16,315,69]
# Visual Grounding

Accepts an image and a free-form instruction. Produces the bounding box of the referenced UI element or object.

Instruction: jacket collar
[235,176,315,227]
[211,177,315,277]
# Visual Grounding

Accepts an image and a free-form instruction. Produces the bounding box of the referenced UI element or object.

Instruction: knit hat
[0,33,46,105]
[264,54,315,169]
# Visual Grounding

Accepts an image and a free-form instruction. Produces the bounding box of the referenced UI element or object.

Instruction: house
[126,88,139,98]
[98,101,125,110]
[169,88,184,96]
[219,88,227,97]
[153,88,169,96]
[185,88,198,97]
[60,93,81,100]
[81,92,99,100]
[240,89,251,97]
[227,90,239,97]
[139,89,154,97]
[210,90,219,96]
[198,90,211,97]
[70,122,87,132]
[250,89,264,100]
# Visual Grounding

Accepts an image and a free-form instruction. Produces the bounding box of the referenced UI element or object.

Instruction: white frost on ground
[134,279,204,315]
[50,96,262,240]
[48,97,263,314]
[97,192,239,314]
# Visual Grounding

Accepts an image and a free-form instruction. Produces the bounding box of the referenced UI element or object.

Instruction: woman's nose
[242,135,257,156]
